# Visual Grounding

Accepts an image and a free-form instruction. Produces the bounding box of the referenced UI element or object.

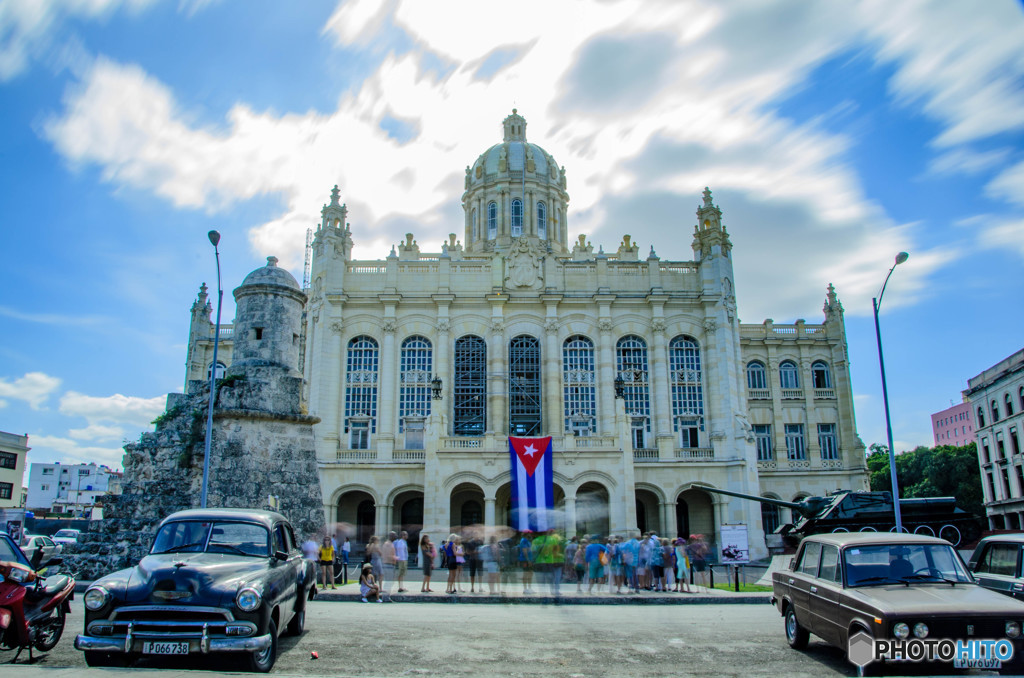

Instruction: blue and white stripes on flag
[509,436,554,532]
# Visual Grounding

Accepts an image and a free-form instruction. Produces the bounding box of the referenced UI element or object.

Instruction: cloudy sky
[1,0,1023,477]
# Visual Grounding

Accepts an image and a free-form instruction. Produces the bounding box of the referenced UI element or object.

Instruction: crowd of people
[303,529,712,599]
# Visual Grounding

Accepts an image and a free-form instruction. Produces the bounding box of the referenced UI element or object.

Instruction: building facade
[25,462,122,515]
[185,111,867,559]
[0,431,29,508]
[966,347,1024,530]
[930,401,975,447]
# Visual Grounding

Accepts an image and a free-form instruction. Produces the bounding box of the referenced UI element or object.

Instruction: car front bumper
[75,630,272,654]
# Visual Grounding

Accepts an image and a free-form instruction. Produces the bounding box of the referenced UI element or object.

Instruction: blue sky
[1,0,1023,476]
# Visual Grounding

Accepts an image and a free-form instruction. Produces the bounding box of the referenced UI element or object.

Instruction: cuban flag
[509,436,554,532]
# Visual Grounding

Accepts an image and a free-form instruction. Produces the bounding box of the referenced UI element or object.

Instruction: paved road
[13,598,992,677]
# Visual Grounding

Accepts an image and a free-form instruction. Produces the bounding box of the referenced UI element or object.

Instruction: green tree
[866,442,983,517]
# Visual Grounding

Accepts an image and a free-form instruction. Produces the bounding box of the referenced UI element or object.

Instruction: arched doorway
[449,482,485,534]
[335,490,375,556]
[393,490,424,564]
[677,488,715,545]
[635,489,661,535]
[576,482,610,538]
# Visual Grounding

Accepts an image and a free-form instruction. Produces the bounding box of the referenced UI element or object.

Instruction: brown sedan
[772,533,1024,673]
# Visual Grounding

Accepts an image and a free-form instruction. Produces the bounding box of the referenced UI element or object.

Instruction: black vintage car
[970,534,1024,600]
[74,508,316,672]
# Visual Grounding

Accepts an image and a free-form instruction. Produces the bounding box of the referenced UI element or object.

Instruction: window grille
[754,424,773,461]
[344,335,379,442]
[537,202,547,239]
[747,361,767,389]
[0,452,16,470]
[779,361,800,389]
[785,424,806,460]
[761,501,780,534]
[487,202,497,239]
[511,199,523,236]
[563,335,595,435]
[818,423,838,460]
[399,335,432,432]
[617,335,650,443]
[509,335,541,436]
[453,335,486,435]
[670,335,704,445]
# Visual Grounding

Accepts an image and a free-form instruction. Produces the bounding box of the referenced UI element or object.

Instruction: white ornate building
[185,110,867,559]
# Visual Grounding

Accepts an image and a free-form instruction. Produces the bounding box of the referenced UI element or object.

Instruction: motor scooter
[0,557,75,662]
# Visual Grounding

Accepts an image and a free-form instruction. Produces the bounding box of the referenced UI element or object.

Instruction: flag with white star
[509,436,554,532]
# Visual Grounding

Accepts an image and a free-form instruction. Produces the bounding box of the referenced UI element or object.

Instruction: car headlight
[1006,622,1022,638]
[7,567,30,583]
[913,623,929,639]
[84,586,110,611]
[894,622,910,639]
[235,587,262,612]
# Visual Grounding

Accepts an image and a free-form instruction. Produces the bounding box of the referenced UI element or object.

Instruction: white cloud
[42,1,1024,320]
[68,424,125,442]
[987,158,1024,208]
[0,0,156,81]
[58,391,165,429]
[956,214,1024,261]
[27,434,124,468]
[927,147,1011,177]
[0,372,61,409]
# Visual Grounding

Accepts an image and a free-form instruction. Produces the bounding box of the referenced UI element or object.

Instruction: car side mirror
[789,557,796,571]
[274,550,288,562]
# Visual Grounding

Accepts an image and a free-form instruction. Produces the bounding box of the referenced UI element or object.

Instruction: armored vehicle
[702,487,983,547]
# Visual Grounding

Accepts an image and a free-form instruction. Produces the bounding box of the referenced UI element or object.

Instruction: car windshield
[151,520,270,557]
[844,543,972,587]
[54,530,78,539]
[0,534,30,567]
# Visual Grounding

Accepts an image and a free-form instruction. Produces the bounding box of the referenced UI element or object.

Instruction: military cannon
[700,487,983,547]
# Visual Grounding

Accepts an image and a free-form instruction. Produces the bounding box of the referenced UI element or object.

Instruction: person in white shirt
[394,530,410,592]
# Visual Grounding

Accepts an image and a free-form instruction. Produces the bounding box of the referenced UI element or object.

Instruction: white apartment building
[0,431,29,508]
[26,462,123,515]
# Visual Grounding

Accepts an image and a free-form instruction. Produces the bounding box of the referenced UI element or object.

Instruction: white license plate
[143,641,190,655]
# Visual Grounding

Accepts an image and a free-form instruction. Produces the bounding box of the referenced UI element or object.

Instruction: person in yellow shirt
[318,536,336,589]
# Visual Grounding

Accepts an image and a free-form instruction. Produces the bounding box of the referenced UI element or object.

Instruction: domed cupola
[462,109,570,255]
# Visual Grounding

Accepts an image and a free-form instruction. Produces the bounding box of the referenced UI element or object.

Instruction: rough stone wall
[64,375,325,581]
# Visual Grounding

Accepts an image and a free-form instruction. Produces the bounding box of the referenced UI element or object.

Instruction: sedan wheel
[785,606,809,650]
[246,619,277,673]
[286,608,305,636]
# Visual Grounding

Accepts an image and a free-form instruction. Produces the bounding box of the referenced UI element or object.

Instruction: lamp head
[208,230,221,247]
[895,252,909,266]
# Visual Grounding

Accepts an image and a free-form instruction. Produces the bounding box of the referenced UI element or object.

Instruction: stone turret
[65,258,325,579]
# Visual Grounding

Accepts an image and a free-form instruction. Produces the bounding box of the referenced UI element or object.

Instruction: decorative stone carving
[545,319,559,333]
[504,237,543,290]
[382,320,396,334]
[398,233,420,260]
[703,318,718,333]
[651,318,666,334]
[490,320,505,334]
[598,319,613,332]
[572,234,593,261]
[330,321,344,334]
[617,235,640,261]
[437,319,451,333]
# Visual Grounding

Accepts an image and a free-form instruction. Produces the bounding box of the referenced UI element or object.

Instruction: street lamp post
[872,251,909,532]
[200,230,223,509]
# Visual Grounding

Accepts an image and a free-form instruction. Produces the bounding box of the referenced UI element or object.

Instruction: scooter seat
[26,574,71,600]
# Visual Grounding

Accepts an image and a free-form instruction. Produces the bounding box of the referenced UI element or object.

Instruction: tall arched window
[1006,393,1014,417]
[992,399,1000,423]
[509,335,541,436]
[563,336,595,435]
[453,335,486,436]
[746,361,767,389]
[617,335,650,448]
[511,199,523,236]
[670,335,704,448]
[761,500,780,535]
[399,336,432,438]
[345,336,379,449]
[811,361,832,389]
[978,406,986,428]
[779,360,800,389]
[1020,386,1024,411]
[537,201,547,239]
[487,202,497,239]
[471,208,478,240]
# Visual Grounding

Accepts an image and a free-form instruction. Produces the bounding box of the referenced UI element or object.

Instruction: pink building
[931,401,975,447]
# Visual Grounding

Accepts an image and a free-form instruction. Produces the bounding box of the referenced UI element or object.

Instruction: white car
[21,534,62,567]
[52,528,81,545]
